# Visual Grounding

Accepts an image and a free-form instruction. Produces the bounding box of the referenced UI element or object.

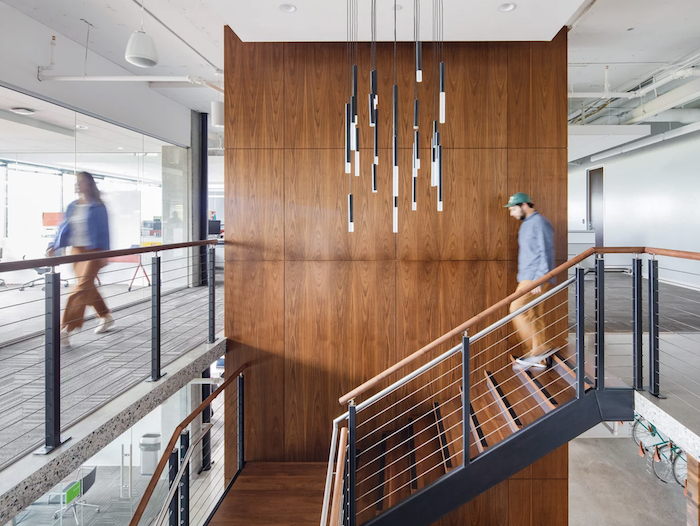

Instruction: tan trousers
[509,280,552,359]
[62,247,110,332]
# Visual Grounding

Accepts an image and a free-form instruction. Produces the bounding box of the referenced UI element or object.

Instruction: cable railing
[321,246,700,526]
[129,363,247,526]
[0,240,221,470]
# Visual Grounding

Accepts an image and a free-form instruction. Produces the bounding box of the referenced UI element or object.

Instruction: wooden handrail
[339,245,700,405]
[129,363,247,526]
[329,427,349,526]
[0,239,217,273]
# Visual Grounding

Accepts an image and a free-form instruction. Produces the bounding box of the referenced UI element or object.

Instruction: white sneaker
[60,329,72,349]
[95,314,115,335]
[514,355,547,371]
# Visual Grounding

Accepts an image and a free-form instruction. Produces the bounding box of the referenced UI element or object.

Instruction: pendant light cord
[394,0,397,86]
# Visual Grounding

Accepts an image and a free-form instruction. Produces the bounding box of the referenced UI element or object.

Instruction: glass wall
[0,86,191,290]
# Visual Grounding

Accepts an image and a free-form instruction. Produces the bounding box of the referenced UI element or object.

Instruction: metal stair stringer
[362,389,633,526]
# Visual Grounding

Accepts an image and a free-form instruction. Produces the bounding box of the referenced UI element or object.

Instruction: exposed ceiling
[211,0,585,43]
[568,124,651,162]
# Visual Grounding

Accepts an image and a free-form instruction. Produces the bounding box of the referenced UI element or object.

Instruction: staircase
[320,251,644,526]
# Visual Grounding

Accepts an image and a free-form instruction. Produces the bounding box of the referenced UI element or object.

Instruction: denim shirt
[52,200,111,251]
[517,212,554,283]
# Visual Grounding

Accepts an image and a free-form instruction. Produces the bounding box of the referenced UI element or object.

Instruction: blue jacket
[517,212,554,283]
[52,200,111,251]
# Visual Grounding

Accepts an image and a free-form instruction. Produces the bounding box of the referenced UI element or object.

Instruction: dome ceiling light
[125,0,158,68]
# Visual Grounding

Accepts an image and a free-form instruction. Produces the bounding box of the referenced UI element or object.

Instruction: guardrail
[0,240,220,469]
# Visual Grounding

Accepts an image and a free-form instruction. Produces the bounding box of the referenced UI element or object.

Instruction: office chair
[0,248,5,287]
[51,466,99,524]
[20,255,69,291]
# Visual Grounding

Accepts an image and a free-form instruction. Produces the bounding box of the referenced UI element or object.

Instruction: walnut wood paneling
[507,149,568,262]
[225,262,285,461]
[284,261,395,461]
[435,480,510,526]
[443,43,508,149]
[398,148,508,261]
[285,149,394,261]
[507,28,567,149]
[224,28,284,149]
[284,43,346,149]
[508,479,530,526]
[531,479,568,525]
[225,150,284,261]
[224,24,569,525]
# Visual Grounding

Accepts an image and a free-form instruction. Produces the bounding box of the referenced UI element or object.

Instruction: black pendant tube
[413,99,419,130]
[372,164,378,193]
[369,93,375,126]
[373,114,379,162]
[371,69,377,97]
[352,64,358,121]
[438,144,443,207]
[416,42,422,81]
[345,103,351,170]
[439,61,445,92]
[415,130,420,165]
[393,85,398,168]
[348,193,354,232]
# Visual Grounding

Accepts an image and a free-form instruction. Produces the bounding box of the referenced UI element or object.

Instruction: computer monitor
[208,220,221,236]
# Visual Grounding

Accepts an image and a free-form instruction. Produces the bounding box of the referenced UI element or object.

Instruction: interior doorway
[587,167,604,247]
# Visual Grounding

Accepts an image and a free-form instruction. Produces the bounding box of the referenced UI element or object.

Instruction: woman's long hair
[77,171,103,204]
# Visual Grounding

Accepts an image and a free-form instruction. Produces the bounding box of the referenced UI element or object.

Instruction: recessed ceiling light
[117,147,124,150]
[9,107,36,115]
[75,124,89,130]
[279,3,297,13]
[498,3,517,12]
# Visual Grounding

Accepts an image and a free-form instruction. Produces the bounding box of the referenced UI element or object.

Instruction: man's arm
[531,221,550,294]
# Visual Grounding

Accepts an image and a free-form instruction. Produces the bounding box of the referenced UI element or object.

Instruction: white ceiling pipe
[644,109,700,123]
[623,77,700,124]
[38,73,224,94]
[568,68,699,100]
[590,120,700,162]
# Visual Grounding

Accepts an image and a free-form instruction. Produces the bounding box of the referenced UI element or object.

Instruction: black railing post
[208,245,216,343]
[179,430,190,526]
[35,271,70,454]
[201,368,211,473]
[348,402,357,526]
[632,256,644,390]
[595,254,605,390]
[462,332,470,466]
[576,267,586,399]
[237,373,245,471]
[150,254,162,382]
[169,447,179,526]
[648,258,663,397]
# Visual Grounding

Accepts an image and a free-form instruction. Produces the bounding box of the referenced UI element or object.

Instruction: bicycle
[631,415,687,486]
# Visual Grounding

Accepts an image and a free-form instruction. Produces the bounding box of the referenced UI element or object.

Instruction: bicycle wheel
[632,418,656,449]
[653,444,675,484]
[673,451,687,487]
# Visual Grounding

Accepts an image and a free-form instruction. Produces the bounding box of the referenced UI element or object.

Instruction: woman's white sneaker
[95,314,115,334]
[60,329,72,348]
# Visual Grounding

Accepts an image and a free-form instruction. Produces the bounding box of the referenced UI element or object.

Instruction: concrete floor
[570,438,687,526]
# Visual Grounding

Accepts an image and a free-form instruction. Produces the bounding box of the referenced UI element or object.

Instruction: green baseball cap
[504,192,532,207]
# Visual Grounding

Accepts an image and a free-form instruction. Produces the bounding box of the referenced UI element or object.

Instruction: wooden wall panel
[285,149,395,261]
[507,149,568,262]
[398,148,508,261]
[225,262,285,461]
[224,28,284,149]
[443,43,508,149]
[225,149,284,261]
[507,28,567,149]
[285,43,346,149]
[225,24,569,525]
[284,261,395,461]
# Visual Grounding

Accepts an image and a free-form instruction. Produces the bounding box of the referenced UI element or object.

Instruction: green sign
[66,481,81,504]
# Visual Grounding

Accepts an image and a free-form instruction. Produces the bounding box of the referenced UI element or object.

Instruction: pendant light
[392,0,399,233]
[126,0,158,68]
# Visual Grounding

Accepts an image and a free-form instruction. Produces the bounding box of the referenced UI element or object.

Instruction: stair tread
[437,393,464,468]
[493,366,548,425]
[410,410,445,490]
[470,378,513,448]
[386,425,411,509]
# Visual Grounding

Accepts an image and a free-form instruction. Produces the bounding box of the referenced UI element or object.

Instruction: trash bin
[139,433,161,476]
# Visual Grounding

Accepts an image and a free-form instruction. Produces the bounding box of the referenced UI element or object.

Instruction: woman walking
[49,171,114,347]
